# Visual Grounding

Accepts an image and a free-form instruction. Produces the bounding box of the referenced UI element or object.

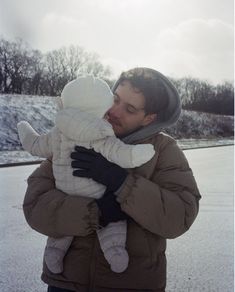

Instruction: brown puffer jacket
[23,133,201,292]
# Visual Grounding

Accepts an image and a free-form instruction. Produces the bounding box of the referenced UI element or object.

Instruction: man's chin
[114,127,132,139]
[112,123,139,138]
[110,124,124,137]
[112,126,123,137]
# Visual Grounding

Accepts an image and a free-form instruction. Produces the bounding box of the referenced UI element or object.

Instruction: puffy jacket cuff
[116,174,136,203]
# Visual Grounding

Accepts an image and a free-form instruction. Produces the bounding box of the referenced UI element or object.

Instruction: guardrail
[0,160,43,168]
[0,143,233,168]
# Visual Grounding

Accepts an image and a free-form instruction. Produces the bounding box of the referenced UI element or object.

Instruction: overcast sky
[0,0,233,84]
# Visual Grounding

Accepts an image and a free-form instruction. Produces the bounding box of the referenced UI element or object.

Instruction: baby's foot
[44,247,65,274]
[109,247,129,273]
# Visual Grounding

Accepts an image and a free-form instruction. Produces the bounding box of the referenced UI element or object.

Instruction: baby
[17,75,155,274]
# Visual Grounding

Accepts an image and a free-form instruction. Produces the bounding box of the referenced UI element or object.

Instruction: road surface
[0,146,234,292]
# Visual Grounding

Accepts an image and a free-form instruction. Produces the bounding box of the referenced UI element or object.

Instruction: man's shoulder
[138,132,177,148]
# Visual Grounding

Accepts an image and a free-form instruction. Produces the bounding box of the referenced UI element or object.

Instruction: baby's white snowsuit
[17,76,155,274]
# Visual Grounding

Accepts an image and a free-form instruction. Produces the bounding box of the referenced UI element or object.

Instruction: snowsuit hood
[61,75,113,119]
[112,68,181,144]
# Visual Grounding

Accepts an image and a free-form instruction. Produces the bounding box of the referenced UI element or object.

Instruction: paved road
[166,145,234,292]
[0,146,234,292]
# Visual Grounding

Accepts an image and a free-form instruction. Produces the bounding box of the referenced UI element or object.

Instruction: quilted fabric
[18,107,155,197]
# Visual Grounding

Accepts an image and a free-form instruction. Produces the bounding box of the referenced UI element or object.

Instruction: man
[23,67,201,292]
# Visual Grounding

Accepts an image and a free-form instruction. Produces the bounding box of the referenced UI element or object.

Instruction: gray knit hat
[112,68,181,143]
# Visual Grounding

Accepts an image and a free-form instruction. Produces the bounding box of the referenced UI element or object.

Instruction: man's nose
[109,104,123,118]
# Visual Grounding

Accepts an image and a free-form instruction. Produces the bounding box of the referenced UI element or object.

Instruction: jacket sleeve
[117,138,201,239]
[23,159,99,238]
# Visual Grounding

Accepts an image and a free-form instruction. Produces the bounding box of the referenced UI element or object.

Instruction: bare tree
[25,49,44,95]
[1,37,232,115]
[81,52,111,78]
[42,45,111,96]
[0,38,12,93]
[172,77,234,115]
[0,38,37,94]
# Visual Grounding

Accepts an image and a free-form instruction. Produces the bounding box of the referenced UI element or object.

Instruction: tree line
[171,77,234,116]
[0,37,233,115]
[0,38,111,96]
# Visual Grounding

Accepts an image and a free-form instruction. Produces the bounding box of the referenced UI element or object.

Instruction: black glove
[71,146,128,192]
[96,191,129,227]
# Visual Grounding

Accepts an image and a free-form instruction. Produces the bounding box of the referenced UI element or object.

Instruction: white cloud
[36,13,87,51]
[156,19,233,54]
[152,19,234,84]
[101,58,129,78]
[0,0,233,83]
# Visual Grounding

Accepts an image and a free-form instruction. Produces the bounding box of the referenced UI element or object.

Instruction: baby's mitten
[17,121,37,142]
[131,144,155,167]
[17,121,39,152]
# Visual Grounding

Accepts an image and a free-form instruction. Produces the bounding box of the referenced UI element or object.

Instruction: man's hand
[71,146,127,192]
[96,191,130,227]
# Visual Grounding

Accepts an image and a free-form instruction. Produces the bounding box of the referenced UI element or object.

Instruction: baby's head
[60,75,113,118]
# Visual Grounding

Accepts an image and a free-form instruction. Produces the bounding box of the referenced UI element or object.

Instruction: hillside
[0,94,234,151]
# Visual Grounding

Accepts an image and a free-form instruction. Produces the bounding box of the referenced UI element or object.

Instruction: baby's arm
[93,136,155,168]
[17,121,53,158]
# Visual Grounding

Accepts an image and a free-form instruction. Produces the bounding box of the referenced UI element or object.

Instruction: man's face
[105,81,156,137]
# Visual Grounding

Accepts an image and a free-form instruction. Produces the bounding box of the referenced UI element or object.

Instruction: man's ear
[142,113,157,126]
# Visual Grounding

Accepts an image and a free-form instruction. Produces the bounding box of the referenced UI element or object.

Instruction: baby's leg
[97,220,129,273]
[44,236,73,274]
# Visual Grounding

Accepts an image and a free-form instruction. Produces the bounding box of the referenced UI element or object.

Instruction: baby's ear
[56,96,63,110]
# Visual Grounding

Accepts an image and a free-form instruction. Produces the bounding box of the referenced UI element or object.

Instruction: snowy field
[0,138,234,165]
[0,93,234,165]
[0,94,58,151]
[0,146,233,292]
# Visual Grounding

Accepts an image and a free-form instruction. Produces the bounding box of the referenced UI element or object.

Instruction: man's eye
[126,107,136,114]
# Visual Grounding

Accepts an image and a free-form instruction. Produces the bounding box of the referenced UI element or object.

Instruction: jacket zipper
[89,235,98,292]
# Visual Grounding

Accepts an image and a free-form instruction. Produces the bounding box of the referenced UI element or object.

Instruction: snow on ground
[0,93,234,164]
[177,137,234,149]
[0,94,59,150]
[0,146,233,291]
[166,145,234,292]
[0,138,234,164]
